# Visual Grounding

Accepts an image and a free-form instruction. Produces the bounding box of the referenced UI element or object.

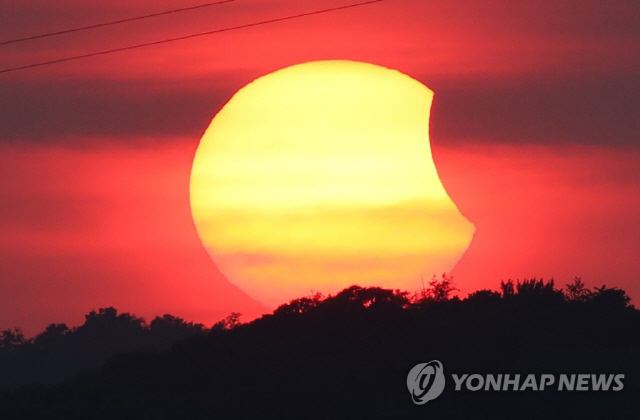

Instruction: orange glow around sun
[190,60,474,307]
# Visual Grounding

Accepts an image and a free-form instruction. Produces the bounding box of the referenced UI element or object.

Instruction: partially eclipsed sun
[190,60,474,307]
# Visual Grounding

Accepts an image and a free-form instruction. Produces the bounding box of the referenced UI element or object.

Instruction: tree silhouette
[150,314,205,337]
[212,312,242,331]
[0,328,27,350]
[590,284,633,310]
[0,307,208,390]
[273,293,324,316]
[326,285,410,309]
[1,279,639,419]
[33,323,69,346]
[565,277,592,302]
[419,273,457,301]
[500,279,515,297]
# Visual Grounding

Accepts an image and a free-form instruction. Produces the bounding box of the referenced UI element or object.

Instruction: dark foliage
[1,279,639,419]
[0,308,207,390]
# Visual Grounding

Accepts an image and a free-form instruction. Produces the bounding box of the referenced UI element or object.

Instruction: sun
[190,60,474,307]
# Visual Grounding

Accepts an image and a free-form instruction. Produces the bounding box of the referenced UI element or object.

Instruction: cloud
[1,72,637,147]
[0,0,637,147]
[429,74,640,147]
[0,78,236,143]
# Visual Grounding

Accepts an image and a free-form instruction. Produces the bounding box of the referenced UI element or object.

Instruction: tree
[501,278,565,306]
[565,277,592,302]
[423,273,457,301]
[590,285,633,311]
[323,286,410,311]
[0,328,27,349]
[500,279,515,298]
[274,293,324,316]
[80,307,146,334]
[150,315,205,340]
[212,312,242,331]
[516,278,557,296]
[34,323,70,346]
[466,289,502,303]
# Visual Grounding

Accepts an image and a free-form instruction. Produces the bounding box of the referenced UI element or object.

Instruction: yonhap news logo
[406,360,446,404]
[407,360,625,405]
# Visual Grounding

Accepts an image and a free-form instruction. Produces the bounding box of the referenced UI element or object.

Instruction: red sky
[1,0,638,334]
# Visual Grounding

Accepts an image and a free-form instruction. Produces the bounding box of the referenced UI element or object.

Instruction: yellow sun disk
[190,61,474,307]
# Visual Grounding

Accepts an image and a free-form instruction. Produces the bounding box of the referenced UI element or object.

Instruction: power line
[0,0,235,46]
[0,0,384,75]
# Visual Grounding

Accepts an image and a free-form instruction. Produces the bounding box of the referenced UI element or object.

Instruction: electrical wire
[0,0,235,46]
[0,0,384,75]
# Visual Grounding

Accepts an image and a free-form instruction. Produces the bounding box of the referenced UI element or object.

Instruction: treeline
[0,308,242,390]
[1,277,639,419]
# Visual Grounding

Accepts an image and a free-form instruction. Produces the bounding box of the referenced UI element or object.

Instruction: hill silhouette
[0,309,209,390]
[1,277,639,419]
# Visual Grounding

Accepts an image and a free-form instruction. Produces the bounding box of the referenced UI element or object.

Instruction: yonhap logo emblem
[407,360,446,404]
[406,360,624,406]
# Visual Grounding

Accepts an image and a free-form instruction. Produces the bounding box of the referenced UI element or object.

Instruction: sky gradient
[1,0,638,334]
